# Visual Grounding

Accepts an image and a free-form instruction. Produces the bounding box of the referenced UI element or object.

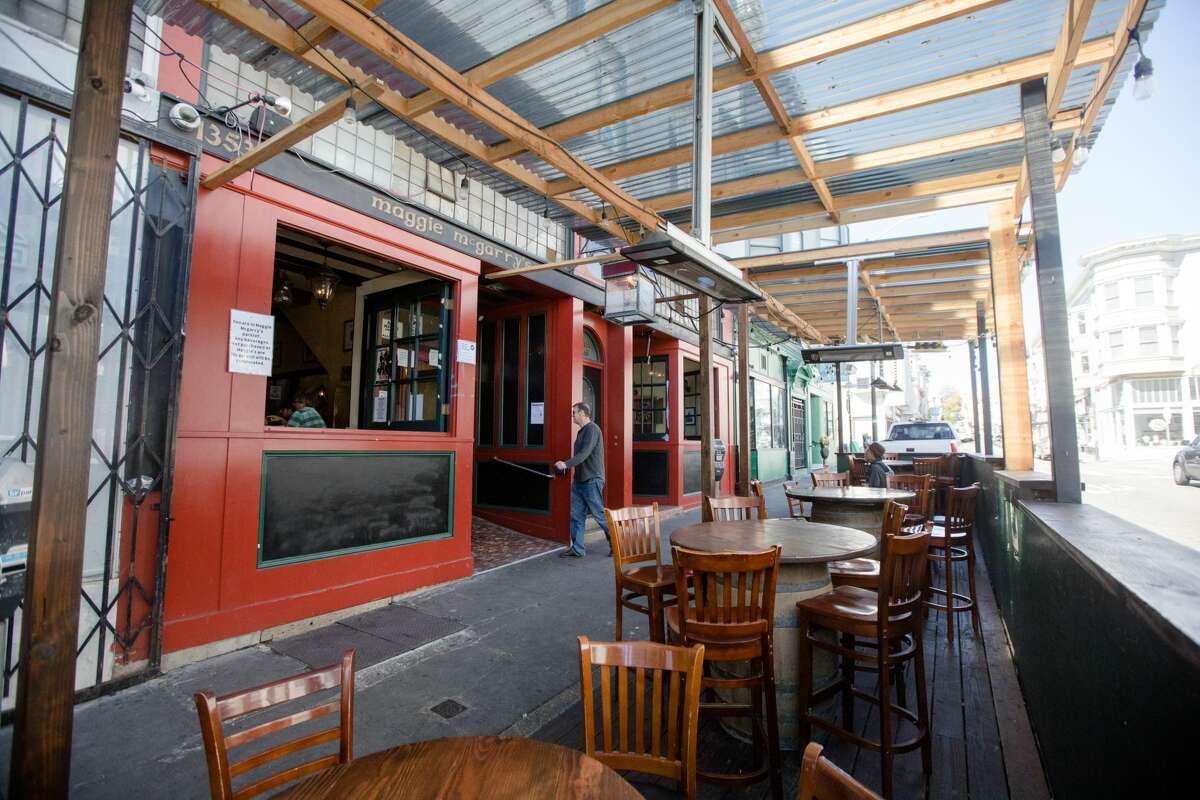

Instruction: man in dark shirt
[554,402,609,558]
[864,441,894,488]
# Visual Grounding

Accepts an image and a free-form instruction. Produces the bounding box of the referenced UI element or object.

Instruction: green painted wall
[751,448,789,482]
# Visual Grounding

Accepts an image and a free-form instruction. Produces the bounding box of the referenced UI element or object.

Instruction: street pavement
[1039,449,1200,551]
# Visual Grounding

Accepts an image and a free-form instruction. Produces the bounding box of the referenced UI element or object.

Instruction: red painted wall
[163,156,479,654]
[631,332,735,509]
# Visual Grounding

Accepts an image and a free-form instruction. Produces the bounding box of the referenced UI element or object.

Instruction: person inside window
[288,394,326,428]
[864,441,893,488]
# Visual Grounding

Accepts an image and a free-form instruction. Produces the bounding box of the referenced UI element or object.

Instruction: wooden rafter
[737,229,994,270]
[756,250,989,283]
[191,0,632,241]
[713,183,1014,245]
[712,0,838,221]
[203,82,385,189]
[291,0,660,236]
[293,0,382,54]
[541,37,1114,196]
[488,0,1008,163]
[1011,0,1100,215]
[1057,0,1149,192]
[403,0,673,119]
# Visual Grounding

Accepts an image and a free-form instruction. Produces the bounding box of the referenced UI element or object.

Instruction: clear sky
[846,0,1198,400]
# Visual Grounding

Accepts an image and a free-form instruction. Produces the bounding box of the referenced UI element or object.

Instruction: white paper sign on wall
[456,339,477,365]
[229,309,275,376]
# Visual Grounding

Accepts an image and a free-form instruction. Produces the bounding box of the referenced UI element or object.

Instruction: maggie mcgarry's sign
[180,101,540,270]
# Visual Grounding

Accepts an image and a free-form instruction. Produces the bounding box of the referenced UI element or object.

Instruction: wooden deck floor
[532,554,1049,799]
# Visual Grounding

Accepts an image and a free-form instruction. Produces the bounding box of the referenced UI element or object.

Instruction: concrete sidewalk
[1,490,795,798]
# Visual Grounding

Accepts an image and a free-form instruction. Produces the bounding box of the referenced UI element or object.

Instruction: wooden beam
[987,203,1032,470]
[736,304,751,495]
[1057,0,1148,191]
[715,183,1013,245]
[9,2,136,796]
[293,0,382,54]
[1011,0,1099,214]
[292,0,660,234]
[739,229,992,270]
[832,167,1019,212]
[542,37,1114,195]
[405,0,672,119]
[203,82,385,189]
[486,251,623,280]
[489,0,1008,162]
[757,250,990,283]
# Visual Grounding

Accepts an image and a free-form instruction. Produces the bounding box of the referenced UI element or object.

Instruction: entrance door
[791,397,807,471]
[583,366,603,427]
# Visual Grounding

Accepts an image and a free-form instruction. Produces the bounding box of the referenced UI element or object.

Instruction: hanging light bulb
[312,273,338,310]
[342,96,357,125]
[1133,54,1154,100]
[1071,142,1090,167]
[273,274,293,306]
[1050,138,1067,164]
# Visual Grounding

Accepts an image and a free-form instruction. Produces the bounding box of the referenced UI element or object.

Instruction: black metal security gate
[791,396,807,472]
[0,83,197,705]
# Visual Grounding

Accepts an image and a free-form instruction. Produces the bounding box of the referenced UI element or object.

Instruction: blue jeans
[569,478,609,555]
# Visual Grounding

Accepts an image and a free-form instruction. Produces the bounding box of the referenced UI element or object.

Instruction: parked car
[1173,436,1200,486]
[878,421,960,456]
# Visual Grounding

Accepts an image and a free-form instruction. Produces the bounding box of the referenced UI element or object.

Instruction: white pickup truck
[878,421,960,456]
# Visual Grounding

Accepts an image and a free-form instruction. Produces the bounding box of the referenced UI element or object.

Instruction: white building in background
[1064,235,1200,457]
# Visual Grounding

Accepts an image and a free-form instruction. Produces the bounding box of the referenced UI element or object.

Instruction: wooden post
[735,304,751,496]
[988,202,1034,470]
[968,340,982,454]
[9,1,136,796]
[976,300,994,456]
[1021,78,1082,502]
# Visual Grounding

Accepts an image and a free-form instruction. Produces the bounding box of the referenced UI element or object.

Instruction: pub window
[684,358,701,440]
[501,318,521,445]
[753,379,772,449]
[477,321,497,445]
[361,279,452,431]
[633,356,669,440]
[583,327,603,362]
[526,315,546,446]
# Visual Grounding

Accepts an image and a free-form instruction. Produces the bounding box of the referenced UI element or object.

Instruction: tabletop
[784,485,916,505]
[274,736,640,799]
[669,519,876,565]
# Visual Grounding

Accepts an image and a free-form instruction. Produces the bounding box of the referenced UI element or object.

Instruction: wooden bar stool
[195,650,355,799]
[812,471,850,488]
[847,455,869,487]
[705,494,768,521]
[577,636,706,799]
[782,481,806,519]
[796,529,933,799]
[798,742,884,800]
[926,483,982,648]
[827,500,909,591]
[605,504,680,643]
[886,473,933,528]
[667,545,783,799]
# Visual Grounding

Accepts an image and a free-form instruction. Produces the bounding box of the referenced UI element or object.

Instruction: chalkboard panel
[633,450,670,497]
[259,451,453,566]
[475,459,552,512]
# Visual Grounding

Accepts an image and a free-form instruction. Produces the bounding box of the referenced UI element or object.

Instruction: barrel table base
[713,562,836,751]
[809,501,885,539]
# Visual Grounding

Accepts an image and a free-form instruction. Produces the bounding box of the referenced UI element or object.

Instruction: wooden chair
[667,546,783,799]
[827,500,909,592]
[750,479,764,500]
[847,455,869,487]
[577,636,706,799]
[797,529,933,799]
[195,650,355,800]
[798,742,884,800]
[886,473,933,527]
[926,483,982,647]
[783,481,806,519]
[705,494,768,521]
[910,457,941,476]
[812,471,850,488]
[606,504,680,643]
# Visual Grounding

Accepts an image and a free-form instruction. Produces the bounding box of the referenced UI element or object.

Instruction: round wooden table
[274,736,640,799]
[784,485,915,537]
[670,519,876,751]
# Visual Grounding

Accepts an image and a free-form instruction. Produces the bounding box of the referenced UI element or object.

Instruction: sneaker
[558,550,583,558]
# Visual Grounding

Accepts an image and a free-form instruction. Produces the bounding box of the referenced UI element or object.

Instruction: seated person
[287,394,325,428]
[864,441,893,488]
